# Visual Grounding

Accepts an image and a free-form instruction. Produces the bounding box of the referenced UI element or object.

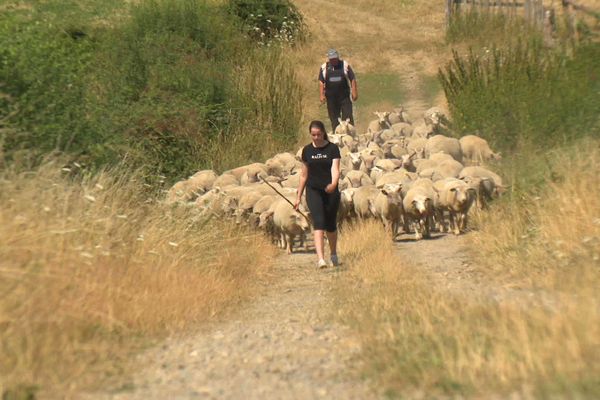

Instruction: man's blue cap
[327,49,339,59]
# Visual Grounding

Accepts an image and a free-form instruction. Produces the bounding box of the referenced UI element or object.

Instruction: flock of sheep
[166,106,504,253]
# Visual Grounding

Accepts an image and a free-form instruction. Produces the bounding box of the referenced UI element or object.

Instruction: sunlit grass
[0,160,277,396]
[333,220,600,397]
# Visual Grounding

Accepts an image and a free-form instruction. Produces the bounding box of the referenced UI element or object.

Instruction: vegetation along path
[86,250,380,399]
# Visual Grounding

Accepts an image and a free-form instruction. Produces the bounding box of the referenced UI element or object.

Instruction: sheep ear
[338,117,343,123]
[450,187,457,192]
[381,189,389,195]
[345,118,350,123]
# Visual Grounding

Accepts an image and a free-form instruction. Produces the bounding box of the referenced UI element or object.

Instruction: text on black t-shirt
[301,142,341,190]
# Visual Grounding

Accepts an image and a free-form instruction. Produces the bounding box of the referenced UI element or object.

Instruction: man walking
[319,49,358,133]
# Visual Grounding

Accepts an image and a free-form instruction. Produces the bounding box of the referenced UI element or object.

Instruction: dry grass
[333,220,600,397]
[470,139,600,292]
[0,160,277,396]
[290,0,448,140]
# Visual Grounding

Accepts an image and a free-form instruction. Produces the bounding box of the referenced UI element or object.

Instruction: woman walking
[295,120,341,269]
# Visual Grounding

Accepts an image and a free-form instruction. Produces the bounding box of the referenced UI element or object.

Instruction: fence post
[446,0,454,26]
[563,0,580,44]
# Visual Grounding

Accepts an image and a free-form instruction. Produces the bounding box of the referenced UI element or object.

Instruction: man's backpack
[321,60,350,82]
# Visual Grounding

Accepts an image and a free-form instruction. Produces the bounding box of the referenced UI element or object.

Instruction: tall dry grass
[334,220,599,397]
[0,160,277,396]
[470,138,600,292]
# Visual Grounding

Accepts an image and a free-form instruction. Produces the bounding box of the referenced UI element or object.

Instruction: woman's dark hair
[308,120,328,141]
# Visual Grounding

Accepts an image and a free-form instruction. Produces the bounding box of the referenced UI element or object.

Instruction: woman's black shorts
[305,186,340,232]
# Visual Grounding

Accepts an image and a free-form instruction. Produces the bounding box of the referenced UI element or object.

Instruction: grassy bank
[0,161,277,397]
[0,0,304,179]
[333,221,599,398]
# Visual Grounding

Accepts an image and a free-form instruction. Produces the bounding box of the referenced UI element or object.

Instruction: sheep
[240,164,269,185]
[375,170,413,188]
[367,111,392,134]
[388,105,411,125]
[224,164,252,181]
[371,183,405,239]
[339,188,357,225]
[271,199,311,254]
[194,187,227,215]
[352,185,380,219]
[459,166,504,196]
[406,137,427,155]
[374,158,402,173]
[213,173,239,189]
[281,172,301,189]
[411,121,435,138]
[359,152,379,174]
[460,175,496,209]
[346,152,362,171]
[433,178,476,235]
[341,170,374,188]
[459,135,501,164]
[248,195,277,228]
[234,190,265,225]
[423,106,447,127]
[265,152,298,178]
[377,128,400,144]
[425,135,463,163]
[335,118,357,137]
[429,152,455,163]
[415,159,440,174]
[403,184,435,240]
[165,170,218,204]
[391,122,414,137]
[369,166,385,183]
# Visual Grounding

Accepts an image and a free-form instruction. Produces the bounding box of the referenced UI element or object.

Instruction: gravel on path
[84,251,379,400]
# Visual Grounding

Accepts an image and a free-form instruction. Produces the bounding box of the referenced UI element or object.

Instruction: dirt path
[85,251,380,400]
[84,232,491,400]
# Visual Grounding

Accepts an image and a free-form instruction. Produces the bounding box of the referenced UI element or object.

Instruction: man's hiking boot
[317,259,328,269]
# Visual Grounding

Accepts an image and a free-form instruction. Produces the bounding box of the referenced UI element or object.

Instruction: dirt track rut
[86,251,379,400]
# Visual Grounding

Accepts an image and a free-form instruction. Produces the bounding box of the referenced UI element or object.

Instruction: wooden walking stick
[259,176,311,224]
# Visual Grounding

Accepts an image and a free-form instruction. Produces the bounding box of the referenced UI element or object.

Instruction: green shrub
[227,0,307,45]
[439,41,600,151]
[0,0,303,179]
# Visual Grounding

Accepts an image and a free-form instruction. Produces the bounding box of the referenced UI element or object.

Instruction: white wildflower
[62,167,71,172]
[43,206,51,212]
[95,183,104,190]
[73,162,82,168]
[116,214,128,219]
[80,252,94,259]
[84,194,96,203]
[168,242,179,247]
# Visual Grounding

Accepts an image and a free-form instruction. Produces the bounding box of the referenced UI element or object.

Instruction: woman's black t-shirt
[301,141,341,190]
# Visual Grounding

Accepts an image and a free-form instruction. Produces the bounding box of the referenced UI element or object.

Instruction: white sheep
[459,135,501,164]
[433,178,476,234]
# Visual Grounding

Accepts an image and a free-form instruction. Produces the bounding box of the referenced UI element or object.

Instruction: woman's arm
[325,158,341,193]
[295,162,308,209]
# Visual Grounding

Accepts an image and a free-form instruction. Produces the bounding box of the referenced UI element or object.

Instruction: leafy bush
[227,0,307,45]
[0,0,303,179]
[439,41,600,150]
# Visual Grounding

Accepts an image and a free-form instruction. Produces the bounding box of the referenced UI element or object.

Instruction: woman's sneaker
[330,254,340,267]
[317,259,328,269]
